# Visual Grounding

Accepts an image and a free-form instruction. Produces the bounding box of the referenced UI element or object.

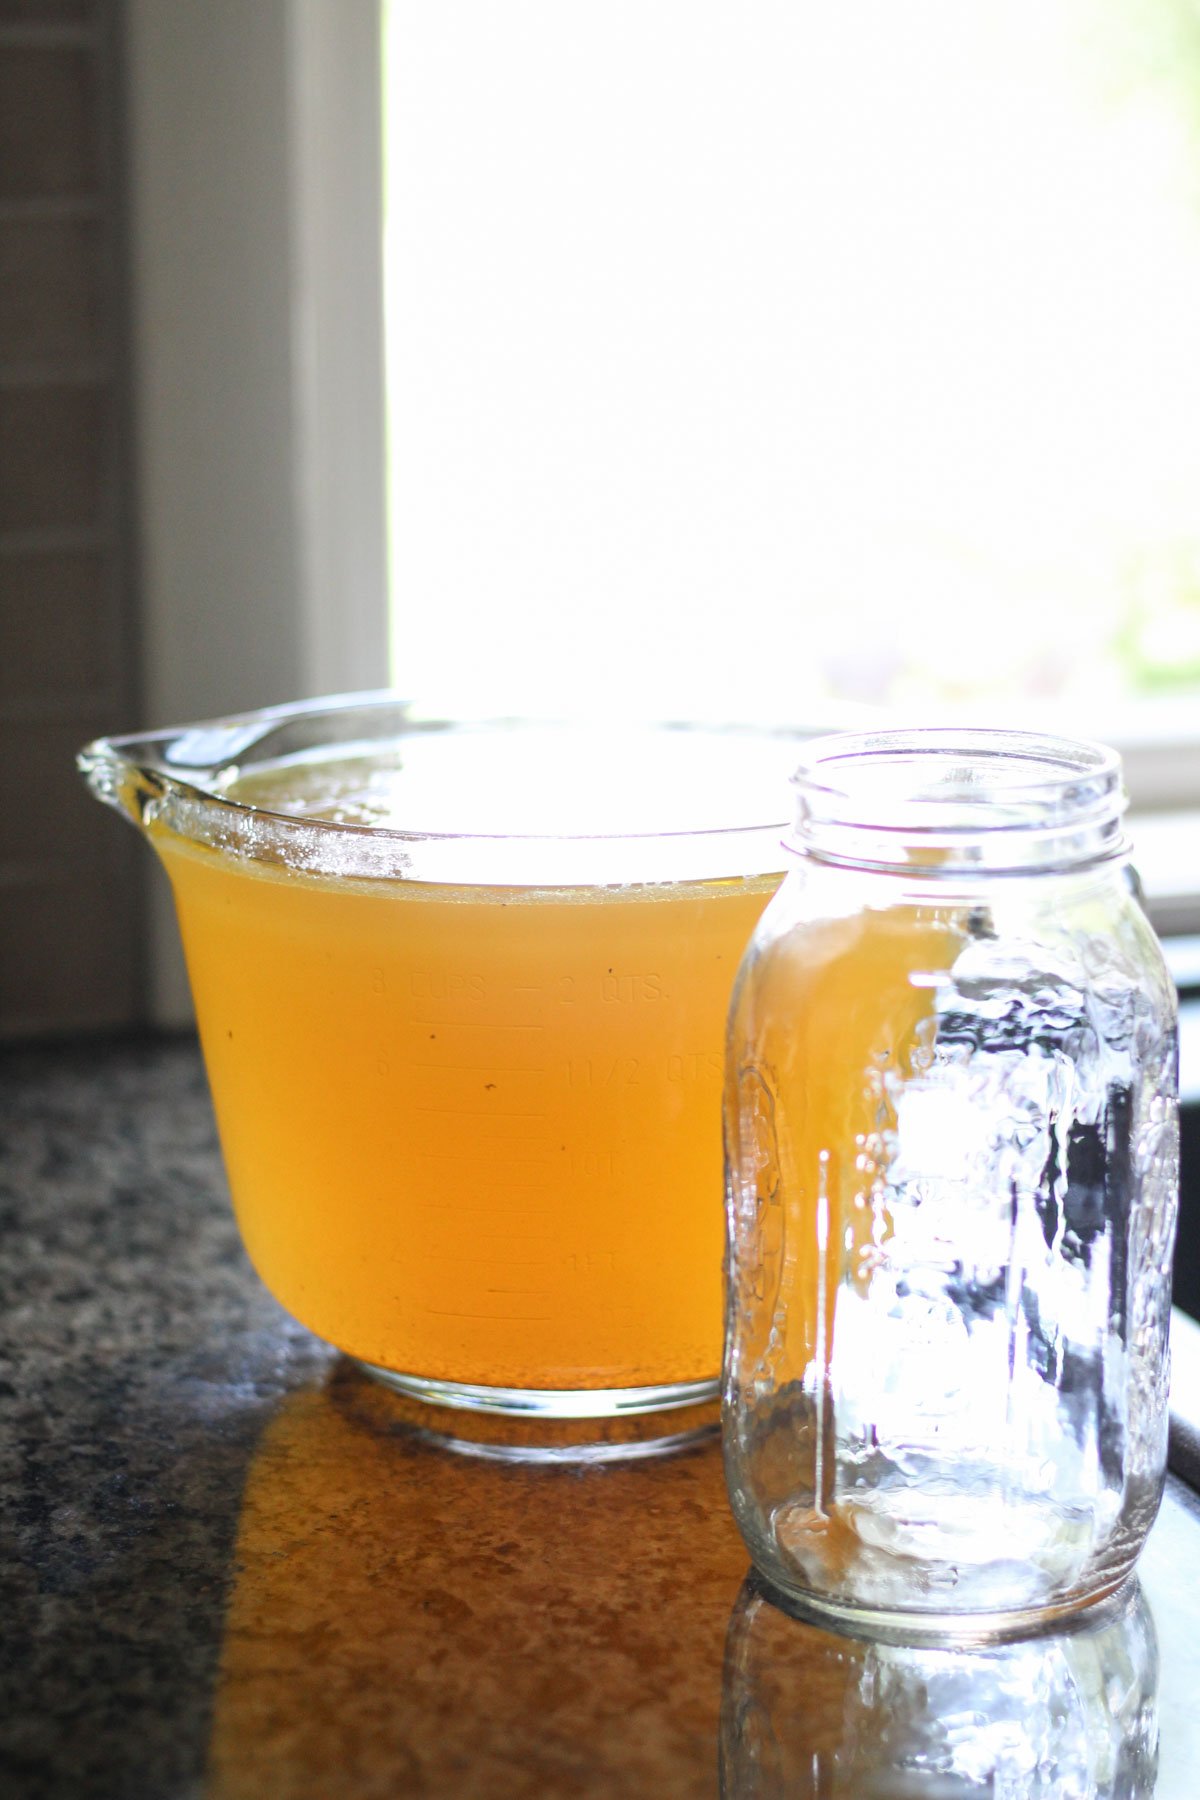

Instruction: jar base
[353,1360,720,1462]
[745,1565,1135,1647]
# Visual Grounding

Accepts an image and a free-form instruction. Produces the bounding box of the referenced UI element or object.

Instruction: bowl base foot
[350,1360,720,1463]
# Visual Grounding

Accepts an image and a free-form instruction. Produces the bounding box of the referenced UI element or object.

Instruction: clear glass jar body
[723,730,1179,1635]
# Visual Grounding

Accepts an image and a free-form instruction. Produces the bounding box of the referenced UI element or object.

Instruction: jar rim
[792,727,1122,801]
[789,726,1129,874]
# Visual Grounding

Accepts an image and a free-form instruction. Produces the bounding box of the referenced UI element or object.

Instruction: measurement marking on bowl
[411,1018,546,1032]
[482,1287,556,1297]
[431,1222,555,1239]
[419,1191,553,1206]
[411,1149,558,1168]
[413,1107,550,1120]
[410,1062,548,1074]
[421,1208,560,1234]
[454,1260,557,1273]
[419,1212,554,1228]
[420,1308,553,1323]
[456,1243,556,1258]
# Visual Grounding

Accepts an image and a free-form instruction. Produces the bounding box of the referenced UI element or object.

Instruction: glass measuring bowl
[80,694,795,1452]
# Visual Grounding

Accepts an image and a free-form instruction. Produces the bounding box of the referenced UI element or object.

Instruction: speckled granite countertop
[3,1036,1200,1799]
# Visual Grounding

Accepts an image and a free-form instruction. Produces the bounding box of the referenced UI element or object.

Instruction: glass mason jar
[723,729,1179,1636]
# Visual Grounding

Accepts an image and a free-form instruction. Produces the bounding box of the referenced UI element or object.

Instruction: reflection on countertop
[723,1572,1158,1797]
[3,1034,1200,1799]
[206,1371,740,1798]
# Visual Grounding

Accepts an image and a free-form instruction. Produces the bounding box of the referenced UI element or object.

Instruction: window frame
[124,0,387,1020]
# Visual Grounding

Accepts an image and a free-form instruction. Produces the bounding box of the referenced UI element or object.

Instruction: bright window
[384,2,1200,732]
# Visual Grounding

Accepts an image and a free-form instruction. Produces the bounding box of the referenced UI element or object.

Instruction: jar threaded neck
[789,728,1128,875]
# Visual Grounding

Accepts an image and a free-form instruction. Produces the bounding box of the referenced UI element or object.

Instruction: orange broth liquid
[728,903,963,1406]
[156,825,777,1391]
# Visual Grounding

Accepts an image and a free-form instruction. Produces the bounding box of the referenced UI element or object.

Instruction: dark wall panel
[0,2,142,1040]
